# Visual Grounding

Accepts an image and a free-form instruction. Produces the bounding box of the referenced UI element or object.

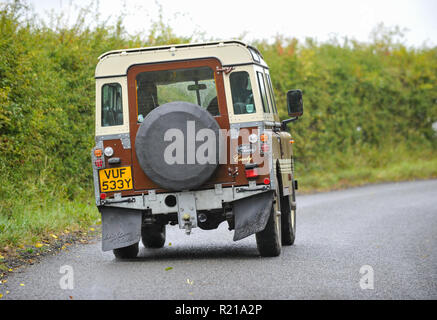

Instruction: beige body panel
[95,41,267,78]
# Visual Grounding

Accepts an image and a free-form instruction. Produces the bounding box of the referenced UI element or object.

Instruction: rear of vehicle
[92,41,301,258]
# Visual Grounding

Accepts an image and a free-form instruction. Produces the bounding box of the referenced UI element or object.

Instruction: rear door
[127,58,233,192]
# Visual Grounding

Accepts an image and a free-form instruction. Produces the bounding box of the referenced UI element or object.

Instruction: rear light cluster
[243,132,271,185]
[94,148,104,168]
[260,133,269,155]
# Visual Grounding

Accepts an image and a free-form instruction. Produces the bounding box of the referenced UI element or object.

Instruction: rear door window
[136,66,219,122]
[101,83,123,127]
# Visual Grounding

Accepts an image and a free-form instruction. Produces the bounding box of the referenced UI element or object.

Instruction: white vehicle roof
[95,40,268,78]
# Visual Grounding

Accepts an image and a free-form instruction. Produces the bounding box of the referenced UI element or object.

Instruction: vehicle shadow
[118,244,261,262]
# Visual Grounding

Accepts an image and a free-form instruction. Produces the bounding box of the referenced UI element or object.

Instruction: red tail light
[245,168,258,178]
[95,159,103,168]
[261,143,269,153]
[263,178,271,185]
[100,193,107,200]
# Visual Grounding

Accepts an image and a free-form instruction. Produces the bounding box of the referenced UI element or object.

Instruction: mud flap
[232,190,274,241]
[98,207,142,251]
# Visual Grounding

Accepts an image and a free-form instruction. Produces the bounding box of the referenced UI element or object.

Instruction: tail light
[95,159,103,168]
[261,143,269,153]
[244,163,259,179]
[245,168,258,178]
[100,193,107,200]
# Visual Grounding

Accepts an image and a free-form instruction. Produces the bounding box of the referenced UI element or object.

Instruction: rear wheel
[256,199,282,257]
[141,224,166,248]
[113,242,139,259]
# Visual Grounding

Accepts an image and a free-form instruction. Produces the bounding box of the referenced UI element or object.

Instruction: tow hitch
[177,192,198,235]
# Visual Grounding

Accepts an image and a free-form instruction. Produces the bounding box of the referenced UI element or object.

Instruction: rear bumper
[97,184,271,213]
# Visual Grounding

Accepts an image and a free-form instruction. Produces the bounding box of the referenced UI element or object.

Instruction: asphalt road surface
[2,180,437,299]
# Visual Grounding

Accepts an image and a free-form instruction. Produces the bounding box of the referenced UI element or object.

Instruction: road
[2,180,437,299]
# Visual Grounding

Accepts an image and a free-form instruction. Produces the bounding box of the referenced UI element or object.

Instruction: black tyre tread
[113,242,139,259]
[256,205,281,257]
[141,224,166,248]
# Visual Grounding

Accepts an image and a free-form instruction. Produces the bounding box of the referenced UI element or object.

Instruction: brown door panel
[127,58,237,191]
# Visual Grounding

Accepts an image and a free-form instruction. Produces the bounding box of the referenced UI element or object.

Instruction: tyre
[278,174,297,246]
[141,224,166,248]
[113,242,139,259]
[256,200,282,257]
[135,101,220,191]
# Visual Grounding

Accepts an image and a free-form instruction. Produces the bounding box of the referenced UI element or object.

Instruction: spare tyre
[135,101,220,191]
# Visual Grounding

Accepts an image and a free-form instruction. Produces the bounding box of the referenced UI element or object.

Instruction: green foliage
[254,28,437,179]
[0,1,193,247]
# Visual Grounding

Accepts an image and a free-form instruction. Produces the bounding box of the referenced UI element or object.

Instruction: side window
[265,73,278,114]
[230,71,256,115]
[257,71,270,113]
[101,83,123,127]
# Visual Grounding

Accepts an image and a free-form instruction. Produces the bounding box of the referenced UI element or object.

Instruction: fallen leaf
[6,291,9,294]
[89,228,95,232]
[35,243,43,248]
[0,293,3,299]
[50,234,58,239]
[0,255,4,260]
[69,296,73,299]
[165,267,173,271]
[8,269,12,272]
[20,283,25,287]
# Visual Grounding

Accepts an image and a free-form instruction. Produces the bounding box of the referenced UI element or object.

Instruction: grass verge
[297,155,437,193]
[0,196,100,271]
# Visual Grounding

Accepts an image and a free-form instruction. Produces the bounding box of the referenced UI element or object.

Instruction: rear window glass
[265,73,278,114]
[101,83,123,127]
[230,71,256,115]
[257,71,270,113]
[136,66,219,122]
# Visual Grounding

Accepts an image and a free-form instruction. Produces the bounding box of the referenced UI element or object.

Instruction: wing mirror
[287,89,303,117]
[281,89,303,131]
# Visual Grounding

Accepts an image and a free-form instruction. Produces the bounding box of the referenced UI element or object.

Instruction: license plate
[99,166,133,192]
